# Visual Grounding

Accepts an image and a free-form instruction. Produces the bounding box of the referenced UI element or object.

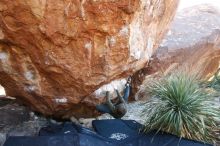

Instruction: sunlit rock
[0,0,179,118]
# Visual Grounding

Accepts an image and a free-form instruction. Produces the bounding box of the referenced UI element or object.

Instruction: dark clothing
[96,85,131,118]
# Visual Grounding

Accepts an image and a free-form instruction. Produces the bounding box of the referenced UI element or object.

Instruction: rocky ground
[0,98,219,146]
[0,100,48,146]
[0,100,148,146]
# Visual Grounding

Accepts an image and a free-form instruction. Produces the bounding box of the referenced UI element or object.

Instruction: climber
[96,76,131,119]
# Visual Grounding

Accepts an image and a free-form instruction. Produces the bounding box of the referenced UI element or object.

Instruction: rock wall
[150,4,220,78]
[134,4,220,100]
[0,0,179,118]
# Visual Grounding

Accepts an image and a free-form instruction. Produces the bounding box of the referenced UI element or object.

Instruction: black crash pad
[4,120,213,146]
[92,119,213,146]
[4,135,79,146]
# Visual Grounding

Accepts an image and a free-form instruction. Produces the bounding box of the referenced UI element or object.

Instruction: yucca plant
[141,72,220,144]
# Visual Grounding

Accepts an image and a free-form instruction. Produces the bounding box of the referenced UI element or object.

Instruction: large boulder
[149,4,220,78]
[0,0,178,118]
[133,4,220,100]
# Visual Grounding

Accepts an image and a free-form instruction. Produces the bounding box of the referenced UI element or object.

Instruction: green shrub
[141,72,220,144]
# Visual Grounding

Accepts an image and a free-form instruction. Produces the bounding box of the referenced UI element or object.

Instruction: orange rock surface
[0,0,178,118]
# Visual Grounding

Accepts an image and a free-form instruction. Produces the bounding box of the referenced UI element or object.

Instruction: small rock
[79,118,96,128]
[70,116,79,125]
[0,133,6,146]
[49,119,63,125]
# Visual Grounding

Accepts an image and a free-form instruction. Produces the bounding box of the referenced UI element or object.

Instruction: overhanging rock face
[0,0,179,118]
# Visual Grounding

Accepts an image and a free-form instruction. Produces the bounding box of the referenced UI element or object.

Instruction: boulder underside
[0,0,179,118]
